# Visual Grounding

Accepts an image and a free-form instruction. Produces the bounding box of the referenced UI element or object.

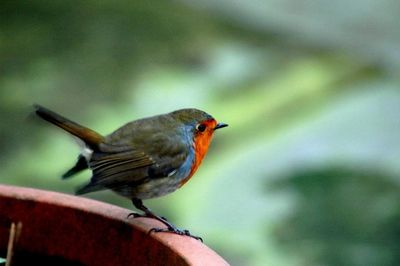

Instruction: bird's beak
[214,122,228,130]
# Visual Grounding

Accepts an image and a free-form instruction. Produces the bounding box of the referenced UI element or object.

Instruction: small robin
[34,104,227,240]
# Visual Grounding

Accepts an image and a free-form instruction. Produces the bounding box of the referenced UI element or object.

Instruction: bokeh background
[2,1,400,265]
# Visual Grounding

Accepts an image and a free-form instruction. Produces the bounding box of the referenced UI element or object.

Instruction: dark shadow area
[0,252,84,266]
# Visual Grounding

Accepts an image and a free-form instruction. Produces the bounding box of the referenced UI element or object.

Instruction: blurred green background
[1,1,400,265]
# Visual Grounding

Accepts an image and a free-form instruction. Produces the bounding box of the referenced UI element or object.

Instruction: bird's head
[170,108,228,185]
[170,108,228,139]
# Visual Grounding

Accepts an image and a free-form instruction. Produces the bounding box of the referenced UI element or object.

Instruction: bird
[34,104,227,240]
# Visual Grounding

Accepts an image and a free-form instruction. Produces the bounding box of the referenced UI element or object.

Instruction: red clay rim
[0,184,229,266]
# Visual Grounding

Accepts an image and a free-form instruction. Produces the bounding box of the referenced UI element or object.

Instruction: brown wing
[75,136,189,195]
[75,143,153,194]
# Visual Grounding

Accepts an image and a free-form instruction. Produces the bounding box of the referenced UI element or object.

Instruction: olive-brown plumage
[34,104,227,240]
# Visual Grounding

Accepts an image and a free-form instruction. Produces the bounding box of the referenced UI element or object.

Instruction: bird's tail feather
[62,155,88,179]
[34,104,104,149]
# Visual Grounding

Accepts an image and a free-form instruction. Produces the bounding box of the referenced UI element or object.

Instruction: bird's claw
[126,201,202,241]
[127,213,168,221]
[148,227,203,242]
[127,212,145,219]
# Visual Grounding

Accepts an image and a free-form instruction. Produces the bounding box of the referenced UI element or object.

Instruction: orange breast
[179,120,217,187]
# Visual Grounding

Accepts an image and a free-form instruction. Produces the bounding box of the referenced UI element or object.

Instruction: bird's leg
[127,202,167,221]
[128,198,202,241]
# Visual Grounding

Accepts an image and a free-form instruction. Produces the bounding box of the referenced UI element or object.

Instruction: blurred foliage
[271,166,400,266]
[1,1,400,265]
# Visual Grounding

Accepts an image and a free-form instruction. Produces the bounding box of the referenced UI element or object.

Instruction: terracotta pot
[0,185,228,266]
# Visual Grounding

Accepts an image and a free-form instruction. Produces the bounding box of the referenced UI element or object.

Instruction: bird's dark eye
[196,123,207,132]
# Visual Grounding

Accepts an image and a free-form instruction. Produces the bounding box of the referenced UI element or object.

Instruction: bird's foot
[127,212,145,219]
[149,226,203,242]
[128,199,202,241]
[127,212,169,221]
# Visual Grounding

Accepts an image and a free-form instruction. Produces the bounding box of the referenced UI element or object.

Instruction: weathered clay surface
[0,185,228,266]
